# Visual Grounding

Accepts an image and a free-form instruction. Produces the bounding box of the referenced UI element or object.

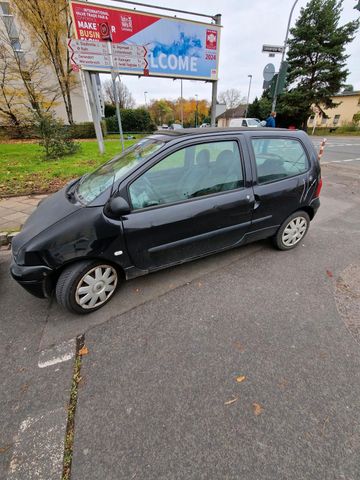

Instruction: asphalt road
[1,136,360,479]
[311,135,360,169]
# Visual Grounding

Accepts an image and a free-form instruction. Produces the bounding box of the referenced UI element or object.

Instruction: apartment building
[0,0,91,124]
[308,90,360,128]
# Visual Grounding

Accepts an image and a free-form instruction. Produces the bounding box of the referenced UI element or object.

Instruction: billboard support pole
[83,70,105,154]
[180,79,184,127]
[112,70,125,151]
[211,14,221,127]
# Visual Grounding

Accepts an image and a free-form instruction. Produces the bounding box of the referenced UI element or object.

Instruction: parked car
[169,123,183,130]
[11,128,321,314]
[199,123,210,128]
[229,118,261,128]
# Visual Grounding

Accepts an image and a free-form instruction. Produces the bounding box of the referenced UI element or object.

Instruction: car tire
[273,211,310,251]
[55,260,119,314]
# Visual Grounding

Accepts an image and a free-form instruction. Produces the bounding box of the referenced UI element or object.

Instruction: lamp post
[245,74,252,118]
[195,94,199,127]
[271,0,299,112]
[144,91,148,107]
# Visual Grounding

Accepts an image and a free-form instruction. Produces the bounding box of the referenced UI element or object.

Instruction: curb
[0,231,19,248]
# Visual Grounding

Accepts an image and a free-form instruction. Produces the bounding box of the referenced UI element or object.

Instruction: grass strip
[62,335,85,480]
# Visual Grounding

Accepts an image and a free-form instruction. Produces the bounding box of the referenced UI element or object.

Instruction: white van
[229,118,261,128]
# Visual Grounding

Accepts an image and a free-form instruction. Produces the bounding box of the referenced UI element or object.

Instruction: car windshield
[248,119,260,126]
[76,138,165,204]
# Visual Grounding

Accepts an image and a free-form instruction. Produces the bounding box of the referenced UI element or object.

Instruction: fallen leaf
[197,282,202,287]
[236,375,246,383]
[326,269,333,278]
[224,397,238,405]
[79,346,89,356]
[233,341,245,352]
[252,402,264,416]
[0,445,12,454]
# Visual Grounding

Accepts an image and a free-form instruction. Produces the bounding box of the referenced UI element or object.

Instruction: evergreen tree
[282,0,359,128]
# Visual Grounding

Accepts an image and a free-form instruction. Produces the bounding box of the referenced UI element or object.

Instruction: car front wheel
[55,260,119,314]
[273,211,310,251]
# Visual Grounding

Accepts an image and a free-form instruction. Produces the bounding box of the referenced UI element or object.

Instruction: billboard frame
[68,0,222,152]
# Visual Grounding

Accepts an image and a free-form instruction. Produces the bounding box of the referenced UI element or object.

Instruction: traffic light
[277,61,289,94]
[269,61,289,99]
[355,1,360,11]
[270,74,278,98]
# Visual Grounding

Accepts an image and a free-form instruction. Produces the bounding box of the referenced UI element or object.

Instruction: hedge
[106,108,156,133]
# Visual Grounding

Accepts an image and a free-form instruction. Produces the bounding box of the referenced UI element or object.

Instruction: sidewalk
[0,194,47,232]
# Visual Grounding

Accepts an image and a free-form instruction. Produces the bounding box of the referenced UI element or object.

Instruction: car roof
[152,126,293,142]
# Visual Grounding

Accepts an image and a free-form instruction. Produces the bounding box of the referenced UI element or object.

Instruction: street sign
[68,38,148,72]
[263,63,275,81]
[262,44,284,54]
[71,52,112,68]
[68,39,109,55]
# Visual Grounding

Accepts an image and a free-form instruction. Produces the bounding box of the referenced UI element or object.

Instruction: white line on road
[322,158,360,164]
[38,338,76,368]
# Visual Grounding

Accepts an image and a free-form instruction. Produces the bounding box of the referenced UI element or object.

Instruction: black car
[11,128,321,314]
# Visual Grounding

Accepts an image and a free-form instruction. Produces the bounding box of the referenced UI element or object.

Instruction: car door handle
[254,194,261,210]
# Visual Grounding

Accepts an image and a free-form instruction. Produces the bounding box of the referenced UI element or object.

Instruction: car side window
[129,140,244,210]
[251,138,309,184]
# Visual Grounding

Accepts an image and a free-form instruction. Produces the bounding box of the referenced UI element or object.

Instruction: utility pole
[271,0,299,112]
[244,74,252,117]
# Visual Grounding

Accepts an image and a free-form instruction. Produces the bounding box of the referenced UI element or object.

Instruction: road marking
[38,338,76,368]
[322,158,360,165]
[8,408,67,480]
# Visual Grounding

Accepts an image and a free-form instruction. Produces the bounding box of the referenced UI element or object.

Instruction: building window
[10,38,22,52]
[308,115,314,125]
[321,117,327,125]
[0,2,10,15]
[333,115,340,125]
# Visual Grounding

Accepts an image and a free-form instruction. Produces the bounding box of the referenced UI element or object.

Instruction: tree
[218,89,246,109]
[0,25,60,129]
[148,99,174,126]
[12,0,77,124]
[282,0,359,128]
[102,79,135,109]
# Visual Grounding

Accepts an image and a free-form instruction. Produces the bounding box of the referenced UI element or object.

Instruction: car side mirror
[105,196,131,218]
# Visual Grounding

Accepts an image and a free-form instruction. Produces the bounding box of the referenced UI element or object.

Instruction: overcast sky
[97,0,360,106]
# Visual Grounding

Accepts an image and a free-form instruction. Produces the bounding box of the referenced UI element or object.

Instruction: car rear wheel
[273,211,310,251]
[55,260,119,314]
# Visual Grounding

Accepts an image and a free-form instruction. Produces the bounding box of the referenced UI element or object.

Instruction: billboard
[69,0,221,80]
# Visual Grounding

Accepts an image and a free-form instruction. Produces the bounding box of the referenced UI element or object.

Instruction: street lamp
[245,74,252,118]
[195,94,199,128]
[144,91,148,106]
[271,0,299,112]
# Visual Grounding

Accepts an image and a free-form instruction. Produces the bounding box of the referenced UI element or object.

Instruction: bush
[69,121,107,139]
[105,108,156,133]
[34,112,80,159]
[104,103,116,117]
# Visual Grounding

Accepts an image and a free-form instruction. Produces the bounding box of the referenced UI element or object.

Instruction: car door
[247,135,313,235]
[120,137,254,270]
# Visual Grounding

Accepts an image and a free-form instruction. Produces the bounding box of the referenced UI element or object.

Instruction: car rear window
[251,138,309,184]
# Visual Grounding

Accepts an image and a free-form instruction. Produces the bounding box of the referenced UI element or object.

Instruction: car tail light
[314,178,323,198]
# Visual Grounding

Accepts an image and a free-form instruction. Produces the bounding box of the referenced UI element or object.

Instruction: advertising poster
[69,0,221,80]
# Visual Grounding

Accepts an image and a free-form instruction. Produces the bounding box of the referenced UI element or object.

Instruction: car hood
[12,186,82,257]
